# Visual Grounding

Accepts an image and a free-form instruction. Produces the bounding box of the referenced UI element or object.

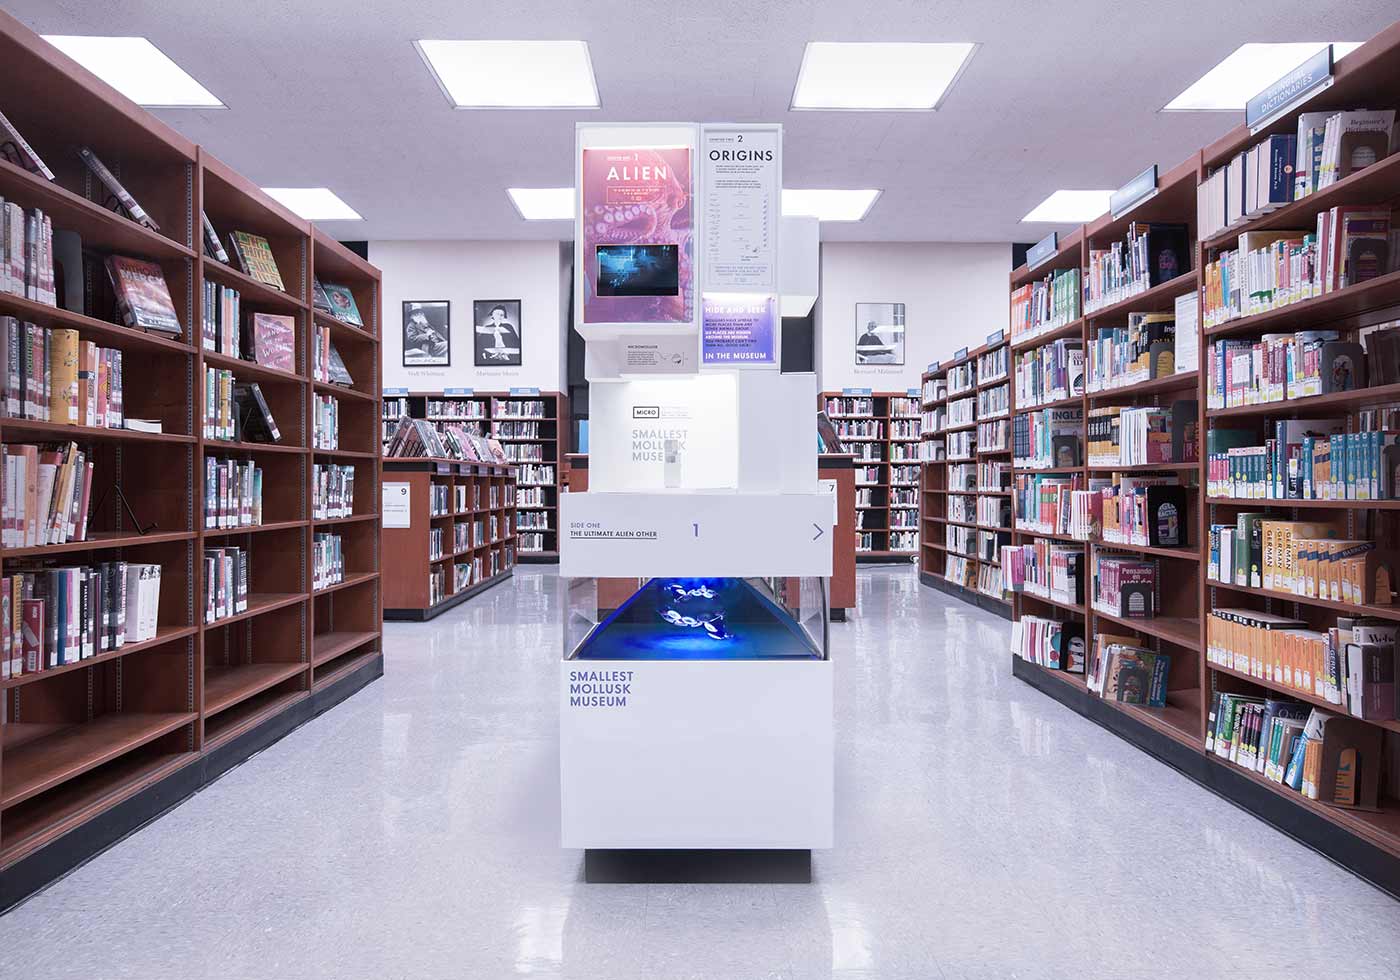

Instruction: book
[320,282,363,327]
[326,343,353,386]
[0,107,56,180]
[312,278,334,313]
[77,147,159,231]
[230,231,285,291]
[247,312,295,373]
[106,256,181,335]
[201,212,230,263]
[232,382,281,443]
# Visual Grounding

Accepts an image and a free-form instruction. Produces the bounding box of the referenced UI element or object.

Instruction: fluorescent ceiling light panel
[415,40,599,108]
[42,35,223,107]
[791,41,977,110]
[261,188,362,221]
[1164,41,1363,110]
[782,189,881,222]
[508,187,576,220]
[1021,190,1113,223]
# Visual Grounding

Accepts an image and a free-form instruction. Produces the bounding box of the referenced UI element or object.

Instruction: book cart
[0,11,382,908]
[918,334,1014,619]
[381,459,516,620]
[819,390,921,561]
[381,389,567,560]
[1003,26,1400,897]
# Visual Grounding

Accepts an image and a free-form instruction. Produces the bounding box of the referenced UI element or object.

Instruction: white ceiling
[12,1,1398,243]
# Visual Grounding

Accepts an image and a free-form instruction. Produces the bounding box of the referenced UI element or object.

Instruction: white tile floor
[1,566,1397,979]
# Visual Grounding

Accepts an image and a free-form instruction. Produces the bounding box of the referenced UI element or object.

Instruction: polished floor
[2,566,1398,979]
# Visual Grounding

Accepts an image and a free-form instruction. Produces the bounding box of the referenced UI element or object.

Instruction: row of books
[203,546,248,622]
[979,460,1009,490]
[1010,614,1083,671]
[2,319,125,426]
[313,394,339,450]
[945,397,974,428]
[1083,222,1189,314]
[1091,555,1156,619]
[946,362,976,394]
[1204,422,1399,501]
[201,281,243,359]
[1207,612,1397,721]
[890,396,920,420]
[494,420,541,439]
[1086,402,1197,467]
[1011,472,1082,534]
[1001,540,1083,605]
[1010,267,1080,344]
[1013,338,1081,408]
[945,523,976,558]
[205,370,281,443]
[823,396,873,417]
[977,561,1005,599]
[1,442,93,547]
[425,398,487,419]
[517,511,547,531]
[0,563,162,678]
[0,200,54,305]
[976,495,1007,527]
[517,463,555,487]
[1100,477,1188,549]
[1205,326,1399,409]
[1084,312,1175,393]
[920,377,946,405]
[519,531,547,553]
[891,419,920,440]
[1086,632,1171,706]
[1207,513,1395,606]
[944,554,975,588]
[977,384,1009,419]
[1012,407,1082,470]
[837,419,884,439]
[978,418,1009,452]
[313,531,344,590]
[313,463,355,520]
[204,457,262,529]
[978,345,1008,384]
[1198,109,1394,239]
[1202,208,1396,327]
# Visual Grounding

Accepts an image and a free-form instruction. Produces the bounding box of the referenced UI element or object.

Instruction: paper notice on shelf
[1174,291,1199,374]
[383,482,411,528]
[702,126,779,292]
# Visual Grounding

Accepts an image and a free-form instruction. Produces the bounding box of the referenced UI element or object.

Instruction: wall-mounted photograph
[474,299,523,366]
[854,302,906,366]
[402,300,451,366]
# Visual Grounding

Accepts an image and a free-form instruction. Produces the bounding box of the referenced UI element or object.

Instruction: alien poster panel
[581,146,694,325]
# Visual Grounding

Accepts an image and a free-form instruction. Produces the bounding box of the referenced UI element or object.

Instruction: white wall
[817,242,1012,391]
[370,240,567,391]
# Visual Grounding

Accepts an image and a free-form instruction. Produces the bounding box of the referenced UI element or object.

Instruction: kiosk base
[583,849,812,884]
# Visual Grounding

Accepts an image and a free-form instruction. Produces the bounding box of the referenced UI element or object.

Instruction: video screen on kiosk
[595,244,679,297]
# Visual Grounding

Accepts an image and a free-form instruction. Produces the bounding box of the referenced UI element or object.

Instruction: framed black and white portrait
[474,299,522,367]
[402,300,451,367]
[854,302,906,366]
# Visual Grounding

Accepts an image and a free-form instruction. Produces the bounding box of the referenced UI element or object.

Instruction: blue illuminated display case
[565,576,828,662]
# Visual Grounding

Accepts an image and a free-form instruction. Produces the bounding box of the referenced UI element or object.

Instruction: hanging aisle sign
[701,125,780,292]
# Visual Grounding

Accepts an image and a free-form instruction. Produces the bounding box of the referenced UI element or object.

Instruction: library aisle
[0,567,1395,980]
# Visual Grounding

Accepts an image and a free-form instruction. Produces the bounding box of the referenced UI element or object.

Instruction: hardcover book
[0,107,56,180]
[327,342,353,386]
[105,256,181,335]
[201,212,230,263]
[247,312,296,374]
[230,231,285,291]
[312,278,334,313]
[77,147,159,231]
[320,283,363,327]
[232,382,281,443]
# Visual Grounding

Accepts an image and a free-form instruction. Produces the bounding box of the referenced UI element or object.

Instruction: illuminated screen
[596,244,679,297]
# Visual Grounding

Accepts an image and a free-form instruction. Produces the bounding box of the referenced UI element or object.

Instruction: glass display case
[565,576,828,661]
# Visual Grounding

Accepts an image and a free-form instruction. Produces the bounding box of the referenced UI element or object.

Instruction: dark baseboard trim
[920,571,1013,620]
[583,849,812,884]
[385,570,513,621]
[1,659,383,913]
[517,553,559,565]
[1012,655,1400,900]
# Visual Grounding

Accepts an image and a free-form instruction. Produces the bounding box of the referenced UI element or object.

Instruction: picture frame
[854,302,906,366]
[474,299,523,367]
[402,300,451,367]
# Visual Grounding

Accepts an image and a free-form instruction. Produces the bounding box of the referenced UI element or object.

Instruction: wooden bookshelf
[819,390,921,560]
[916,336,1014,617]
[0,10,382,909]
[381,459,517,620]
[381,389,567,560]
[1002,23,1400,898]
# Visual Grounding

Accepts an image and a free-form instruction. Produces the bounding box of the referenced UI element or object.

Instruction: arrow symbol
[812,523,824,541]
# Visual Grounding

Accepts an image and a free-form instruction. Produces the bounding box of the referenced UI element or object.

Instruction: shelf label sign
[953,347,968,362]
[926,361,939,373]
[701,293,777,366]
[1247,46,1333,131]
[384,387,409,396]
[443,387,473,396]
[1026,232,1058,270]
[842,387,872,397]
[1110,164,1158,218]
[510,387,541,396]
[383,482,411,528]
[906,387,919,397]
[985,329,1005,346]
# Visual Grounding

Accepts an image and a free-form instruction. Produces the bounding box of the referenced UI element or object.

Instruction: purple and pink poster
[702,294,776,366]
[581,147,693,325]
